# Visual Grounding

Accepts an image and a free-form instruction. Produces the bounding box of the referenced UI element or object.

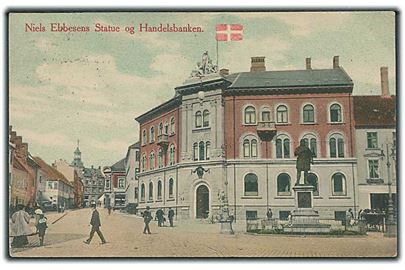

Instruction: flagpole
[216,38,219,69]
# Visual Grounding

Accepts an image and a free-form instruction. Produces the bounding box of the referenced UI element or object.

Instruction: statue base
[220,221,234,235]
[283,185,331,234]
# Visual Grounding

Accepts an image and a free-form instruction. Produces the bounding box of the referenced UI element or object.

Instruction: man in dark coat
[143,206,152,234]
[84,203,107,244]
[155,208,164,227]
[294,139,314,185]
[168,207,175,227]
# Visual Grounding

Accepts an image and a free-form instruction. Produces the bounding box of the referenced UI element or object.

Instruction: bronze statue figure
[294,139,314,185]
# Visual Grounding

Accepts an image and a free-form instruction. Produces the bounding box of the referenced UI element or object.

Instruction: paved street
[10,208,397,258]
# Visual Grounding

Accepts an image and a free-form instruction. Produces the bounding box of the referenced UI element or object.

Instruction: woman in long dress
[10,204,32,248]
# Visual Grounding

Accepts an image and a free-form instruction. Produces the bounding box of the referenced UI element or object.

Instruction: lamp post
[382,143,397,237]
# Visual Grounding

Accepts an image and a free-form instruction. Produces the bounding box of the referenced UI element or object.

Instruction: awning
[98,194,105,202]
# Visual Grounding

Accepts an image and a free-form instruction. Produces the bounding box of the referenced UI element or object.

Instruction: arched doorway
[196,185,209,219]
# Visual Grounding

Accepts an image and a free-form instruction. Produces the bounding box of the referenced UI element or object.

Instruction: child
[36,214,48,246]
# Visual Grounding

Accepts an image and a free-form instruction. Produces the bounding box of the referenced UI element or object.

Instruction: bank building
[135,53,358,221]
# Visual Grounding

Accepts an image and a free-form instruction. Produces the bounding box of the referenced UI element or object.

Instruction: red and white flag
[216,24,243,41]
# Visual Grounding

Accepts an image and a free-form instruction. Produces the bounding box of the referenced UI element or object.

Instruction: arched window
[203,110,210,127]
[302,134,318,158]
[244,173,258,196]
[158,123,163,136]
[142,130,147,145]
[158,148,163,168]
[277,173,291,195]
[261,107,271,122]
[140,183,145,201]
[276,135,290,158]
[329,134,345,158]
[157,180,162,200]
[150,126,155,143]
[303,104,315,123]
[330,103,342,123]
[168,178,174,198]
[206,141,211,160]
[276,105,288,123]
[141,154,147,171]
[244,106,256,124]
[169,144,175,165]
[195,111,202,128]
[149,152,155,170]
[199,141,205,161]
[170,117,175,135]
[251,139,258,157]
[193,143,198,161]
[332,173,346,196]
[307,173,319,196]
[242,136,259,158]
[164,122,169,135]
[243,139,250,157]
[148,182,153,201]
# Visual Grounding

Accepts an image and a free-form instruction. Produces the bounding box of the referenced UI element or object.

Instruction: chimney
[16,142,28,160]
[380,66,390,97]
[10,131,17,143]
[306,57,312,70]
[15,136,22,147]
[219,68,229,76]
[333,56,339,69]
[250,56,266,72]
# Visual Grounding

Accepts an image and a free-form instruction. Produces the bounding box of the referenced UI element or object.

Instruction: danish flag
[216,24,243,41]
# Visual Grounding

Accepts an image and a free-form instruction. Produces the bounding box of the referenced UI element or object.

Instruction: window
[150,126,155,143]
[105,180,110,189]
[170,117,175,135]
[334,211,346,222]
[367,132,378,149]
[244,106,256,124]
[261,108,271,122]
[193,143,198,161]
[246,211,258,220]
[244,173,258,196]
[158,123,163,136]
[164,122,169,135]
[135,150,140,162]
[148,182,153,201]
[330,103,342,123]
[118,178,125,188]
[332,173,346,196]
[303,104,315,123]
[158,148,163,168]
[149,152,155,170]
[199,141,205,161]
[195,111,202,128]
[169,145,175,165]
[279,211,290,221]
[329,134,344,158]
[47,181,53,189]
[368,159,380,179]
[307,173,319,196]
[203,110,209,127]
[141,154,147,171]
[168,178,174,198]
[277,173,291,195]
[206,141,210,160]
[157,180,162,200]
[243,136,258,158]
[302,134,318,157]
[134,187,139,200]
[276,135,290,158]
[142,130,147,145]
[276,105,288,123]
[140,184,145,201]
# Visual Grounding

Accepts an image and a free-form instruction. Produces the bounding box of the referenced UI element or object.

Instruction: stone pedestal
[219,203,234,235]
[283,185,331,234]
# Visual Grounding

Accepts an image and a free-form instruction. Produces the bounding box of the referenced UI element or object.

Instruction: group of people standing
[10,204,48,248]
[142,206,175,234]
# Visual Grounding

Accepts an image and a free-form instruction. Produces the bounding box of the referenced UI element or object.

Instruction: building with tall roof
[354,67,397,212]
[82,166,105,207]
[135,53,359,221]
[110,158,126,209]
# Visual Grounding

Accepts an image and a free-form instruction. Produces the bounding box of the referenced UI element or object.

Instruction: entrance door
[196,185,209,219]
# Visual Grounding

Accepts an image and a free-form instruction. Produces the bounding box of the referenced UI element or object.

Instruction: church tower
[71,139,84,168]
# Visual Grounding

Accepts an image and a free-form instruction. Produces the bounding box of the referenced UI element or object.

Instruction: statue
[189,51,218,78]
[294,139,314,185]
[191,165,210,179]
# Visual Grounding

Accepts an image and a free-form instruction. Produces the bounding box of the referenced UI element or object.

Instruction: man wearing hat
[143,206,152,234]
[84,202,107,244]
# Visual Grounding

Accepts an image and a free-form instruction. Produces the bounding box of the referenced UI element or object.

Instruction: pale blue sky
[9,11,396,166]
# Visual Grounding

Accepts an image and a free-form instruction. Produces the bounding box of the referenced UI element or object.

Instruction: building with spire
[71,140,84,168]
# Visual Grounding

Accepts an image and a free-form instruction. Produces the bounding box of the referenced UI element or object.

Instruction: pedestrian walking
[168,207,175,227]
[36,213,48,246]
[108,205,112,215]
[266,208,273,220]
[156,208,164,227]
[346,208,354,227]
[84,202,107,244]
[10,204,31,248]
[143,206,152,234]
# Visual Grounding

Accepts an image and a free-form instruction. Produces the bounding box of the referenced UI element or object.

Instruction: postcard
[7,11,397,258]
